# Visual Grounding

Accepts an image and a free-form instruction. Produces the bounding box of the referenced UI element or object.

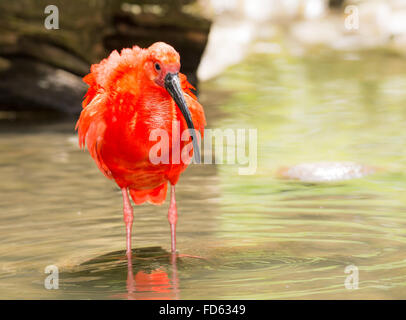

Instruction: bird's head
[144,42,200,163]
[145,42,180,88]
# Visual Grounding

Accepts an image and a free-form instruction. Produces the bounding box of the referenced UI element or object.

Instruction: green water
[1,49,406,299]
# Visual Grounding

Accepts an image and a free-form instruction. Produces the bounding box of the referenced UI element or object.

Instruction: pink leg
[170,252,180,299]
[168,185,178,253]
[122,188,134,257]
[167,187,204,259]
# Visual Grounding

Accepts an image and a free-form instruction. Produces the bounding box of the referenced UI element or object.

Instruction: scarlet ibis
[76,42,206,256]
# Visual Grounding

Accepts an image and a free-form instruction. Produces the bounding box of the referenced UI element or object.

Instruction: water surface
[1,49,406,299]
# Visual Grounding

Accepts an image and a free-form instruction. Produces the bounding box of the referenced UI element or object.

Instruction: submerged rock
[278,161,376,182]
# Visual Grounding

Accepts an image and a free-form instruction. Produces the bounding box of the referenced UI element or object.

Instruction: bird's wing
[179,73,206,137]
[83,47,143,95]
[75,93,112,179]
[179,73,197,100]
[185,93,206,138]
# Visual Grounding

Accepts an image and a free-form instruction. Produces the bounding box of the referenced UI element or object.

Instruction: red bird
[76,42,206,257]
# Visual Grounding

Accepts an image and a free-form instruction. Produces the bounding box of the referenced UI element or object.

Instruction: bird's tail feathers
[129,183,168,205]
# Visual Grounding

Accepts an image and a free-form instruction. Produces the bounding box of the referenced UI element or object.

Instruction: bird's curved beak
[164,72,201,164]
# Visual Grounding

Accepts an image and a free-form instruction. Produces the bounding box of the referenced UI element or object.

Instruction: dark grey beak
[164,72,201,164]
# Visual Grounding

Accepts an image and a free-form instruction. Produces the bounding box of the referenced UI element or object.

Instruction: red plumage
[76,43,206,206]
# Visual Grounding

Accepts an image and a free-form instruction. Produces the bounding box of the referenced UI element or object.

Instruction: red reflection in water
[117,253,179,300]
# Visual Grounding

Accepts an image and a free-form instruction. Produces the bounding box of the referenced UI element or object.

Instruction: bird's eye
[154,63,161,71]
